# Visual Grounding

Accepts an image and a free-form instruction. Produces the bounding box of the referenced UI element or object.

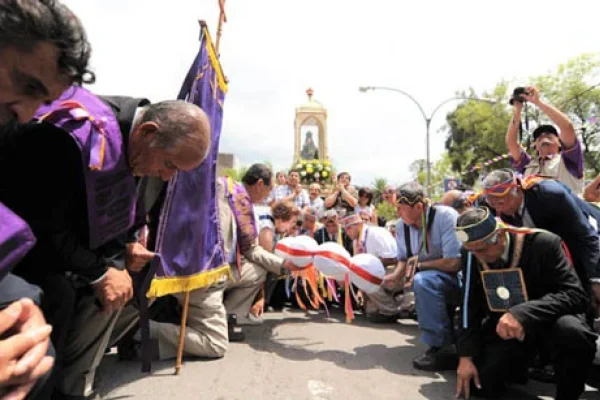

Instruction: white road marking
[307,379,334,400]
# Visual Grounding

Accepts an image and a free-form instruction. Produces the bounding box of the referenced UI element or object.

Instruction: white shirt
[355,204,375,216]
[254,205,274,232]
[309,196,325,215]
[359,226,398,259]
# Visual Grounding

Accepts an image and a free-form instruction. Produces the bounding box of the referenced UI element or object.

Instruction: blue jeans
[413,270,460,348]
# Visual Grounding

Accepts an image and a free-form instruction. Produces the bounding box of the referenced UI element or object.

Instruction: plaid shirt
[273,185,310,209]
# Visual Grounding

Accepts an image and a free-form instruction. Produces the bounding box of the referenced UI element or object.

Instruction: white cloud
[63,0,600,186]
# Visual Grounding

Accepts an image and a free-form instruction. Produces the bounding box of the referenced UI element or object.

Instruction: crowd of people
[1,1,600,400]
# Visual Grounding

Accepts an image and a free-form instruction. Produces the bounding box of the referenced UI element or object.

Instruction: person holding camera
[506,86,584,194]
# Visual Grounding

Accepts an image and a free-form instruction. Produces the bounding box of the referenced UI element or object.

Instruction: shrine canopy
[292,88,334,186]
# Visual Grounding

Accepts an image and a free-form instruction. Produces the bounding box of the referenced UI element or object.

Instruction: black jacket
[458,231,589,358]
[313,227,354,256]
[500,180,600,283]
[0,95,149,285]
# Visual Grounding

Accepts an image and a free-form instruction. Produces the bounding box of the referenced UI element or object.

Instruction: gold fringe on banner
[202,26,228,93]
[146,264,232,298]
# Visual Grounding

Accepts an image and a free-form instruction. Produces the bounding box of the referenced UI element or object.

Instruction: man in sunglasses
[481,169,600,309]
[505,86,584,194]
[456,207,596,400]
[382,182,463,371]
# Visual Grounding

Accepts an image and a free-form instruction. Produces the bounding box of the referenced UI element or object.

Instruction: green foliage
[376,201,397,221]
[410,155,456,200]
[222,166,248,182]
[370,177,389,204]
[444,84,512,185]
[529,53,600,174]
[432,52,600,186]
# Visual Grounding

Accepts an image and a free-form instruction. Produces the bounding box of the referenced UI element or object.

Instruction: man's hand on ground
[456,357,481,399]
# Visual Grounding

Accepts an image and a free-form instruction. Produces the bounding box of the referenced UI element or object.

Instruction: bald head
[142,100,211,158]
[441,190,468,213]
[128,100,212,180]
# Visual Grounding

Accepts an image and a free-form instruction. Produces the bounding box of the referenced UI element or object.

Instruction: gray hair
[482,169,515,190]
[140,100,211,154]
[0,0,94,85]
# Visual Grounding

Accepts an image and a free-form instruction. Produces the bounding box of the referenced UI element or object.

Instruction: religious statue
[301,131,319,160]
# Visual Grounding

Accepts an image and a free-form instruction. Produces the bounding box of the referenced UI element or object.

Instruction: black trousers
[20,273,77,399]
[472,315,597,400]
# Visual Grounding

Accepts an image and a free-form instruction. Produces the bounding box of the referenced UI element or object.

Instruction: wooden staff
[174,0,227,376]
[175,291,191,375]
[215,0,227,54]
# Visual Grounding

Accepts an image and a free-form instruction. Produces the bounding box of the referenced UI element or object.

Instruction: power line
[556,82,600,109]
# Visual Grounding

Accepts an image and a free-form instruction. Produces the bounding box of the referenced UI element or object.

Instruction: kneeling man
[456,207,597,400]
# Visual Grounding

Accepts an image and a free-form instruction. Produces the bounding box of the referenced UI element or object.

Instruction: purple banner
[147,25,229,297]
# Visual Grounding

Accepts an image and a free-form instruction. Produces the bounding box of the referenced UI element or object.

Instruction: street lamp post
[358,85,494,196]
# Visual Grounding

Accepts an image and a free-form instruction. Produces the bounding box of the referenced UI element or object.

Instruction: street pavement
[97,308,600,400]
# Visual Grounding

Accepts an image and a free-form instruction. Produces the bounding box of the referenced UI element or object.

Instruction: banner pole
[175,291,191,375]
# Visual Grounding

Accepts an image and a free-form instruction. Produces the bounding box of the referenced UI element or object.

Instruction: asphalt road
[97,308,600,400]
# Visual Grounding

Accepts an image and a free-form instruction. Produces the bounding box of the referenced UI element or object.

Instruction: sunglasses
[383,189,395,195]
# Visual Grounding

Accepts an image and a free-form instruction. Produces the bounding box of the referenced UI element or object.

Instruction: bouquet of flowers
[291,159,334,185]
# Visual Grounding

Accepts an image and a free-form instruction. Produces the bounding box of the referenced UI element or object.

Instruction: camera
[509,87,529,105]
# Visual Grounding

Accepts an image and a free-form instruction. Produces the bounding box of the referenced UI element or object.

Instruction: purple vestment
[0,203,36,280]
[34,86,137,249]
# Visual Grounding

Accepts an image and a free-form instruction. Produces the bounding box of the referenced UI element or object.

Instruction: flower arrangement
[291,159,335,185]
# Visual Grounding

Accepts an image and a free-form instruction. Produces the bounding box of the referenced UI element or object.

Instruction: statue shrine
[291,88,335,188]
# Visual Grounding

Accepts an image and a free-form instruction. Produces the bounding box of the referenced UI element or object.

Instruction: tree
[376,201,397,222]
[529,53,600,174]
[441,53,600,182]
[222,165,248,181]
[370,177,389,205]
[409,159,428,178]
[443,83,512,186]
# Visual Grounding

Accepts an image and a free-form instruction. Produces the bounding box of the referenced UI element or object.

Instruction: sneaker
[413,345,458,371]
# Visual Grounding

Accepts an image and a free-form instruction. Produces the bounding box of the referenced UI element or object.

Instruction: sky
[63,0,600,186]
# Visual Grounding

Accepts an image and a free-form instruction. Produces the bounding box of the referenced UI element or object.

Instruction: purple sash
[0,203,36,280]
[222,177,258,258]
[34,86,137,249]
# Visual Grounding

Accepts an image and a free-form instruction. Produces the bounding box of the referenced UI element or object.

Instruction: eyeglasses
[383,189,395,195]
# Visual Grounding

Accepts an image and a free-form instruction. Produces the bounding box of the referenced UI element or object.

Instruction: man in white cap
[341,213,407,323]
[342,213,397,265]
